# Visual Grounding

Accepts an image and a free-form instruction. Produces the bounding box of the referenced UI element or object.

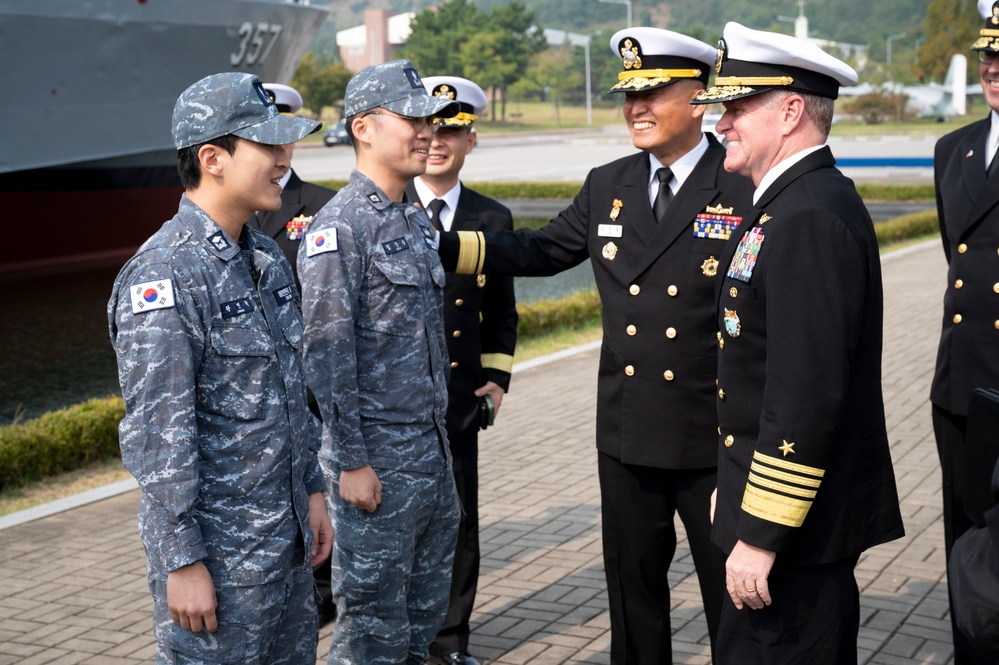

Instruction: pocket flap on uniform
[282,318,304,350]
[335,514,405,560]
[166,623,246,663]
[210,326,275,357]
[373,259,420,287]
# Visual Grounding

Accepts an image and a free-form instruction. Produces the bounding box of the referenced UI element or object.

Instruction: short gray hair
[758,89,834,137]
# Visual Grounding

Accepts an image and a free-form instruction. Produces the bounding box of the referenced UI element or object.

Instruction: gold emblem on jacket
[603,241,619,261]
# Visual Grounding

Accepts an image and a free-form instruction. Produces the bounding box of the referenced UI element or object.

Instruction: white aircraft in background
[841,53,981,121]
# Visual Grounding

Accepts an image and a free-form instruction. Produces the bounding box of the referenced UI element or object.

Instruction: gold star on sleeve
[778,439,795,456]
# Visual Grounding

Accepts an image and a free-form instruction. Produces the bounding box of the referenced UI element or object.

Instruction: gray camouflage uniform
[108,195,324,664]
[298,170,460,665]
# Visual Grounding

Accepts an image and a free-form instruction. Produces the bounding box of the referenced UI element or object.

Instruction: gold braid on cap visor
[612,68,702,91]
[438,111,477,127]
[973,30,999,49]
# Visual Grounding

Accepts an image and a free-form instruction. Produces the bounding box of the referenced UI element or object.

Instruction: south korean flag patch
[306,228,338,257]
[129,278,176,315]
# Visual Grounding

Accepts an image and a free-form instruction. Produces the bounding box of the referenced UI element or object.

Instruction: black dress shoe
[427,651,482,665]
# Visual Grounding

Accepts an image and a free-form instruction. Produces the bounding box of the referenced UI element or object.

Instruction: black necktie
[653,167,674,222]
[427,198,446,231]
[989,148,999,180]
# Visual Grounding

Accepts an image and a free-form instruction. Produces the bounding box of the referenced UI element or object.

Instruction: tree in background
[291,52,353,119]
[402,0,485,75]
[460,32,517,121]
[489,1,548,121]
[524,46,584,127]
[919,0,980,83]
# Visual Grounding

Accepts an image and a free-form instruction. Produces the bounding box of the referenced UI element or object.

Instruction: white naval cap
[973,0,999,52]
[422,76,488,127]
[261,82,304,114]
[608,27,716,93]
[692,22,858,104]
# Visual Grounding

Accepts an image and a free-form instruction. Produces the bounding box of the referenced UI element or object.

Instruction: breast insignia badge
[724,308,741,338]
[602,241,619,261]
[701,256,720,277]
[610,198,623,221]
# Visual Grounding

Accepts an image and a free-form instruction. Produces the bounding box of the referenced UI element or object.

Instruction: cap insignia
[993,5,999,25]
[715,39,726,73]
[620,39,643,70]
[433,84,456,100]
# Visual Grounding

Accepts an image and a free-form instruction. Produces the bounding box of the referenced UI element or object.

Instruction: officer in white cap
[932,3,999,663]
[405,76,518,665]
[690,22,905,664]
[435,28,756,665]
[249,83,337,291]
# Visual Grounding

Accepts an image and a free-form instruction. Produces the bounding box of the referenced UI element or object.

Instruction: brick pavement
[0,240,957,665]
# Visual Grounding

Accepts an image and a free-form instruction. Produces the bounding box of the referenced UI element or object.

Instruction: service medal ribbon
[726,227,765,283]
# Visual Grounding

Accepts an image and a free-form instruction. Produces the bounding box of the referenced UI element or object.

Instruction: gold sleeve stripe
[455,231,485,275]
[753,450,825,477]
[742,483,812,527]
[749,460,823,489]
[481,353,514,373]
[748,471,818,499]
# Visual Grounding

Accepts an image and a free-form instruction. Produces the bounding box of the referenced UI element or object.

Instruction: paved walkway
[0,240,956,665]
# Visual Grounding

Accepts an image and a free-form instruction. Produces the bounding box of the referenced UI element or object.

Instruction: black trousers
[715,555,860,665]
[431,431,480,655]
[933,404,999,665]
[598,451,726,665]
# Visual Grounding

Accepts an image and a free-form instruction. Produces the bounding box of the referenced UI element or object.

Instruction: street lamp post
[599,0,632,28]
[544,29,593,125]
[886,32,905,66]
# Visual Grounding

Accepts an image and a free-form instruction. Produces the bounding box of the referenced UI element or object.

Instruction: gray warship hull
[0,0,329,277]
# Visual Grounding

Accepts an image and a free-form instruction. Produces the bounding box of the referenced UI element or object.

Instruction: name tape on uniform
[306,229,338,257]
[129,278,176,315]
[598,224,624,238]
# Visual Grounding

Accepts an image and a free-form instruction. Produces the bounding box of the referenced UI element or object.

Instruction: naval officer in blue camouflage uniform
[297,60,462,665]
[108,72,334,664]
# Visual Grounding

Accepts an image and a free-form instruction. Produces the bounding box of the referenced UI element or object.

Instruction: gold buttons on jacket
[627,325,637,336]
[452,330,461,338]
[958,243,968,254]
[625,365,635,376]
[995,320,999,330]
[450,361,459,368]
[955,279,964,289]
[724,435,734,448]
[994,282,999,293]
[954,314,963,324]
[663,370,674,381]
[667,285,678,297]
[717,331,724,349]
[718,388,726,400]
[629,284,641,296]
[455,299,464,307]
[729,286,738,298]
[666,327,677,339]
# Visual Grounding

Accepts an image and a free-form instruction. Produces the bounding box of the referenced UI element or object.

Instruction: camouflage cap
[172,72,321,149]
[343,60,460,119]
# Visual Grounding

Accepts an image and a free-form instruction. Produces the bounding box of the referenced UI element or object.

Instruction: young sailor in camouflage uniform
[108,72,334,664]
[297,60,462,665]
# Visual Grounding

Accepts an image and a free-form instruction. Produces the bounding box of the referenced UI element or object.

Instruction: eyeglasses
[979,51,998,66]
[361,110,439,134]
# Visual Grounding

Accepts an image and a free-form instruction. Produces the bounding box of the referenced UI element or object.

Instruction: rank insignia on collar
[759,213,772,224]
[286,215,311,241]
[477,274,487,288]
[610,199,623,221]
[367,192,383,204]
[208,231,231,252]
[602,241,619,261]
[724,308,741,338]
[701,255,719,277]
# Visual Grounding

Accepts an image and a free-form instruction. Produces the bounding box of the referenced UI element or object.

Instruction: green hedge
[0,397,124,491]
[516,289,602,338]
[875,209,939,246]
[313,181,935,203]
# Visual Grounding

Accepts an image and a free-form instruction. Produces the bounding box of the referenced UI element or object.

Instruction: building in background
[336,9,414,71]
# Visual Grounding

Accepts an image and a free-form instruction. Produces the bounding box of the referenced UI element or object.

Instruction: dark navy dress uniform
[408,181,518,659]
[692,22,905,665]
[438,134,754,663]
